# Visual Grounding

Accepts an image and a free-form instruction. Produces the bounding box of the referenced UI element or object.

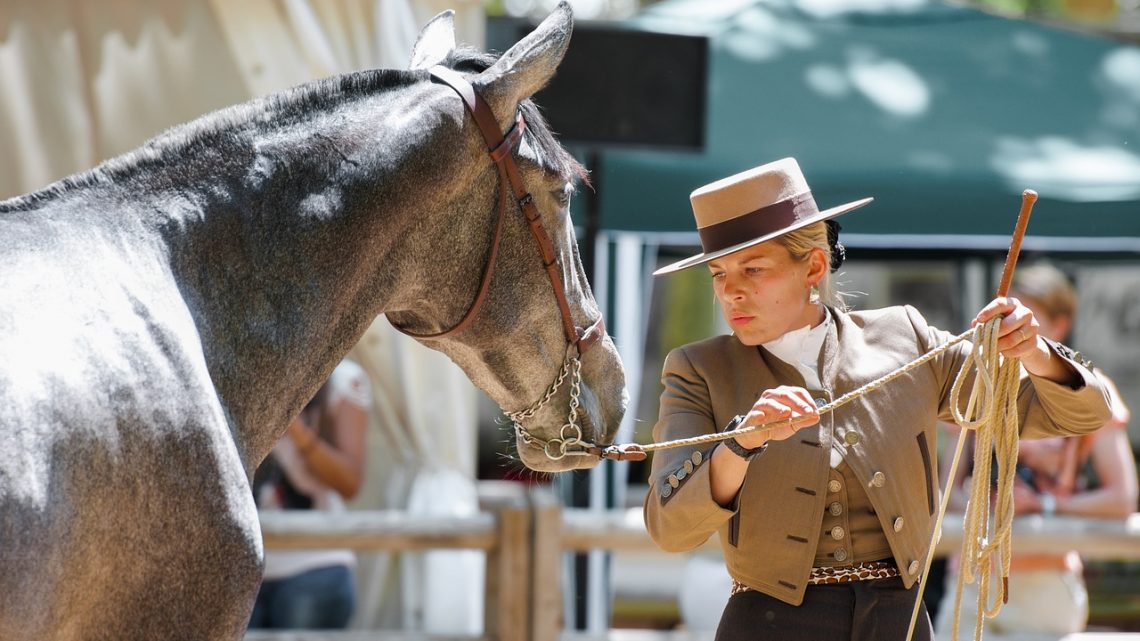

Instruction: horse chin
[513,394,622,473]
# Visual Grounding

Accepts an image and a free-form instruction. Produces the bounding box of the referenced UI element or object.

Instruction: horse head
[385,3,627,472]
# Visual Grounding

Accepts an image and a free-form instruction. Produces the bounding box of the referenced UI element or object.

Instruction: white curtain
[1,0,487,630]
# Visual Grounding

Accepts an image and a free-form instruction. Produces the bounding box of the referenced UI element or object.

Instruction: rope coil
[943,317,1023,641]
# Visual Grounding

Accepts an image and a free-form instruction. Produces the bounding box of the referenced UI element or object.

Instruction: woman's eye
[711,272,725,280]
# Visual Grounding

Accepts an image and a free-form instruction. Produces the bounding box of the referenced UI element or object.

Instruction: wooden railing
[249,484,1140,641]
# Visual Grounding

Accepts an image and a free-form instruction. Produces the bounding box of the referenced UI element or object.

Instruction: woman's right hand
[735,385,820,449]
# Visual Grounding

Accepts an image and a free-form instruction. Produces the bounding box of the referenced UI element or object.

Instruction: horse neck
[149,115,435,464]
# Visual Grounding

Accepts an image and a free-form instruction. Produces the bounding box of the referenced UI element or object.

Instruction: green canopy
[590,0,1140,252]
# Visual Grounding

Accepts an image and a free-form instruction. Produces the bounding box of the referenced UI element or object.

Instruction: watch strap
[722,414,767,460]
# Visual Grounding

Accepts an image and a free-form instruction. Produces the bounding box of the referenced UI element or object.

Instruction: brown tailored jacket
[643,305,1111,606]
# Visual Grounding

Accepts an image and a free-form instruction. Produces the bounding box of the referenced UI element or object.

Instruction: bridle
[390,65,610,461]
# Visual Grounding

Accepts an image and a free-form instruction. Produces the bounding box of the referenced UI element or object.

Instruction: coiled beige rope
[949,317,1023,641]
[904,316,1022,641]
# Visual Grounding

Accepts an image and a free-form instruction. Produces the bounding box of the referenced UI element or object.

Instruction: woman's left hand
[973,296,1042,360]
[974,297,1077,383]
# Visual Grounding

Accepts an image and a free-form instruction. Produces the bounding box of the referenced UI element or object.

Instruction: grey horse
[0,4,626,640]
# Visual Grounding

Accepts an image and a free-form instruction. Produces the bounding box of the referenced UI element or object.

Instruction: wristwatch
[721,414,767,460]
[1040,492,1057,517]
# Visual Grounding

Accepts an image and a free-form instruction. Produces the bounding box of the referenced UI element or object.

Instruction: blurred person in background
[936,262,1137,639]
[249,359,371,630]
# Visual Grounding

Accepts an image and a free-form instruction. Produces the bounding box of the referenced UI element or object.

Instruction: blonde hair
[776,222,847,310]
[1011,263,1076,321]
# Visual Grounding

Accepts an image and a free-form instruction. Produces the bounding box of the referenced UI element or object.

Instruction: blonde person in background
[642,159,1112,641]
[250,359,371,630]
[936,263,1138,639]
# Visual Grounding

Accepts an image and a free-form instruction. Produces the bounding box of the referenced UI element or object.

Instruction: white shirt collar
[761,307,830,387]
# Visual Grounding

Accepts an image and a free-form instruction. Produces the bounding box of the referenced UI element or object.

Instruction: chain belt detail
[730,561,900,595]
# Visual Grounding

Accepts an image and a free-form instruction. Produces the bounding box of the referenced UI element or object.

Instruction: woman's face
[708,240,826,346]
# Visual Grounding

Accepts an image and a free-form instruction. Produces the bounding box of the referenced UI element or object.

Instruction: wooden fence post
[480,483,531,641]
[529,487,563,641]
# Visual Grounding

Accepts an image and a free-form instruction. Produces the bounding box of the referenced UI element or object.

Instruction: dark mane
[1,51,585,214]
[0,69,417,213]
[442,47,587,186]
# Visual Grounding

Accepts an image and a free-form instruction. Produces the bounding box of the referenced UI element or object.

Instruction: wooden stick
[995,190,1038,297]
[992,190,1038,607]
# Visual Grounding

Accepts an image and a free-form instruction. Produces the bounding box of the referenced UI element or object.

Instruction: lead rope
[905,316,1023,641]
[623,327,976,455]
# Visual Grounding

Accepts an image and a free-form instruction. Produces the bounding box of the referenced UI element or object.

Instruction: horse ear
[409,10,456,70]
[476,1,572,119]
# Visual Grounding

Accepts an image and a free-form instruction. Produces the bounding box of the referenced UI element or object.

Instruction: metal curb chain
[505,354,572,424]
[509,353,591,460]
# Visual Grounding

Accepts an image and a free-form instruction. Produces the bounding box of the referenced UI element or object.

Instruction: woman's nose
[721,273,746,300]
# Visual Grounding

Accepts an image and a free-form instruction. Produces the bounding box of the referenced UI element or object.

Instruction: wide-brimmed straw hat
[653,158,873,276]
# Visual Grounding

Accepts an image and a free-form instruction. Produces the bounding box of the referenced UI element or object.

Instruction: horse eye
[553,187,572,208]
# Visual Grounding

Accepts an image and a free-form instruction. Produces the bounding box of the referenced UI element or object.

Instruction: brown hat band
[697,192,819,254]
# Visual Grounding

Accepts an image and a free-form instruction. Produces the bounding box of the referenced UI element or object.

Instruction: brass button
[683,459,695,475]
[844,431,861,446]
[668,474,680,488]
[691,450,703,466]
[893,517,904,532]
[871,471,886,488]
[834,548,849,562]
[828,501,843,516]
[830,526,845,540]
[661,484,673,499]
[908,560,920,575]
[828,479,842,493]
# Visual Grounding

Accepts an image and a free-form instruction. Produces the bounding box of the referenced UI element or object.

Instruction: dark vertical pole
[570,148,601,629]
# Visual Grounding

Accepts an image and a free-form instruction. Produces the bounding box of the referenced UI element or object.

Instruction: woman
[250,359,370,629]
[935,263,1137,639]
[643,158,1113,641]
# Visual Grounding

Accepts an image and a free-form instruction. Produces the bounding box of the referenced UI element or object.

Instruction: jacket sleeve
[643,346,736,553]
[1018,337,1113,438]
[908,306,1112,439]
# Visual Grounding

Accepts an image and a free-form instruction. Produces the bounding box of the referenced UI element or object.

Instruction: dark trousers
[716,576,934,641]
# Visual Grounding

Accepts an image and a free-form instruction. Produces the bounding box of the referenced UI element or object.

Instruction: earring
[809,285,820,304]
